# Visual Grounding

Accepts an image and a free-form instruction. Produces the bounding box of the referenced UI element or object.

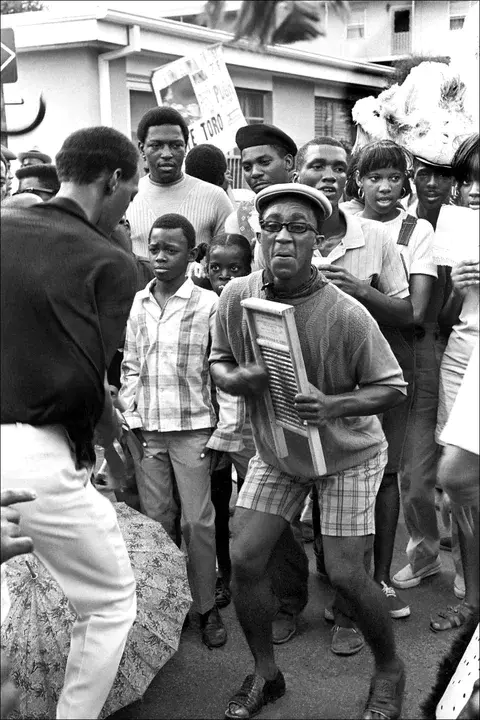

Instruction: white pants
[1,424,137,720]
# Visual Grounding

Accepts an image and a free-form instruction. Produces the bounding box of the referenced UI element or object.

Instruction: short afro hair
[137,106,189,145]
[16,163,60,192]
[55,127,138,185]
[185,144,227,186]
[206,233,252,268]
[452,133,479,185]
[296,136,350,172]
[148,213,196,250]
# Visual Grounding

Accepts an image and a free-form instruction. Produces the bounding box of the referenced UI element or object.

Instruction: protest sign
[150,44,246,153]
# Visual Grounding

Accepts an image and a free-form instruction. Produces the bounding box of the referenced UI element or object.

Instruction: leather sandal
[430,602,476,633]
[224,670,285,719]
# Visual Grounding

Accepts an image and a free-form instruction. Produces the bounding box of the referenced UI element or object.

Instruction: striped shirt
[127,173,234,258]
[120,278,218,432]
[312,211,410,298]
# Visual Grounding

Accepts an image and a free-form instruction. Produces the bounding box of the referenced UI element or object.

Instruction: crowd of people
[0,98,478,720]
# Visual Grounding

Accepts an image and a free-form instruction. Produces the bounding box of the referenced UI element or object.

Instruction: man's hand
[294,385,335,427]
[452,260,479,299]
[200,447,224,474]
[320,264,364,298]
[226,363,269,397]
[1,489,36,564]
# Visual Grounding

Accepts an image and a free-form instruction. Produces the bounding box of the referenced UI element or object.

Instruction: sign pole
[1,80,6,148]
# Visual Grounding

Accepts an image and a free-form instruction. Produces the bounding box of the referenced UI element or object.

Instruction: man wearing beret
[211,183,407,720]
[225,123,297,270]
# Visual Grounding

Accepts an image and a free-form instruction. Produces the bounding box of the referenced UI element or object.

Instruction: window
[450,16,464,29]
[236,88,266,125]
[346,5,365,40]
[393,9,410,33]
[449,0,473,30]
[314,98,355,146]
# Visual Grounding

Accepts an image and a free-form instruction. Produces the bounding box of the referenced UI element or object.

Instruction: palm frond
[204,1,350,49]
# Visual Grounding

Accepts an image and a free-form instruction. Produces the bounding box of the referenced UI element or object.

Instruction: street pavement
[108,500,458,720]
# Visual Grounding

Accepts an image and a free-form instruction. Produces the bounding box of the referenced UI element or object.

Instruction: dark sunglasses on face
[259,220,318,234]
[14,187,56,198]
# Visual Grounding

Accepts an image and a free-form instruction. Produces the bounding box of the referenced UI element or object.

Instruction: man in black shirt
[1,127,139,720]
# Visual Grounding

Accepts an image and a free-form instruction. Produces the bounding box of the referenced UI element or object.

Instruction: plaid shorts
[237,448,388,537]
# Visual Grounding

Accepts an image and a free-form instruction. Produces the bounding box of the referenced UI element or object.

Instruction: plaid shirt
[120,278,218,432]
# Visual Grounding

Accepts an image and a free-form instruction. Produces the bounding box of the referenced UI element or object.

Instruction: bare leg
[323,535,400,672]
[231,508,290,681]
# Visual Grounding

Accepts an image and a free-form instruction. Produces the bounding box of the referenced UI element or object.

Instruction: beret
[236,123,297,157]
[17,148,52,164]
[255,183,332,220]
[1,144,16,161]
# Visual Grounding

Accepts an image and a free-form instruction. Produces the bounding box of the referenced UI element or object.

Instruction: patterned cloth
[312,211,410,298]
[120,278,217,432]
[0,502,192,720]
[237,448,388,536]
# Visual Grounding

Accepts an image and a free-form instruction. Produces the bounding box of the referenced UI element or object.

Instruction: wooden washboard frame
[241,297,326,476]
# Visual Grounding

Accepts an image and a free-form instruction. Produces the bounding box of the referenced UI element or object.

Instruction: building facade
[161,0,478,64]
[3,4,395,180]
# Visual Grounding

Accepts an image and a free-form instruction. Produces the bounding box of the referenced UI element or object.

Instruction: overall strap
[397,215,417,247]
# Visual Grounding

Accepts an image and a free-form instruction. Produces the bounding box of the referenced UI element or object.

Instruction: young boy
[120,213,227,649]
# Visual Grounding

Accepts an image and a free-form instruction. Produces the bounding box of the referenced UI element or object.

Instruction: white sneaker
[454,574,466,599]
[392,559,442,589]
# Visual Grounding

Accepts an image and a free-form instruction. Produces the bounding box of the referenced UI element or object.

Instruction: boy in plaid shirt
[120,213,227,649]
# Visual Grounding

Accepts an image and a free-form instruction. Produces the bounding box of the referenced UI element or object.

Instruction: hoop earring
[358,187,364,200]
[400,186,408,199]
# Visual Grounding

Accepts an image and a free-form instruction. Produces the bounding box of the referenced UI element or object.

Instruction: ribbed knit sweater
[210,270,407,477]
[126,173,234,257]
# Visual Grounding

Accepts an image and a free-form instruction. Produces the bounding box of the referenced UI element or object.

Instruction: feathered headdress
[352,61,475,166]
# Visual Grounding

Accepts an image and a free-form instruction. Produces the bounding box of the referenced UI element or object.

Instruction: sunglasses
[14,187,56,198]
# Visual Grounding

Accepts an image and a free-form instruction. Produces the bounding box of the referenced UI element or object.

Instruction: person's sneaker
[201,605,227,649]
[331,625,365,656]
[362,660,406,720]
[380,582,411,619]
[225,670,286,719]
[454,574,466,599]
[392,559,442,589]
[272,610,296,645]
[215,577,232,609]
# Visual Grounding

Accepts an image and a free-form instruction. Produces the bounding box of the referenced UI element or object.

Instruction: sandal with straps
[224,670,285,719]
[430,602,477,633]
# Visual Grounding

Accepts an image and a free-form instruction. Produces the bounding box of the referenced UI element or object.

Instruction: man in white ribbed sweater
[127,107,233,258]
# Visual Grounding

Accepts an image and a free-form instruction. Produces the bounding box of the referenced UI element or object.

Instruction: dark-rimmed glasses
[259,220,318,234]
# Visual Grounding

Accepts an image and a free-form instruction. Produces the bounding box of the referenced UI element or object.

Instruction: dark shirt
[1,198,137,461]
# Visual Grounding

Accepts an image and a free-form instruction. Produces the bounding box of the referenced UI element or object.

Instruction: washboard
[241,297,326,476]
